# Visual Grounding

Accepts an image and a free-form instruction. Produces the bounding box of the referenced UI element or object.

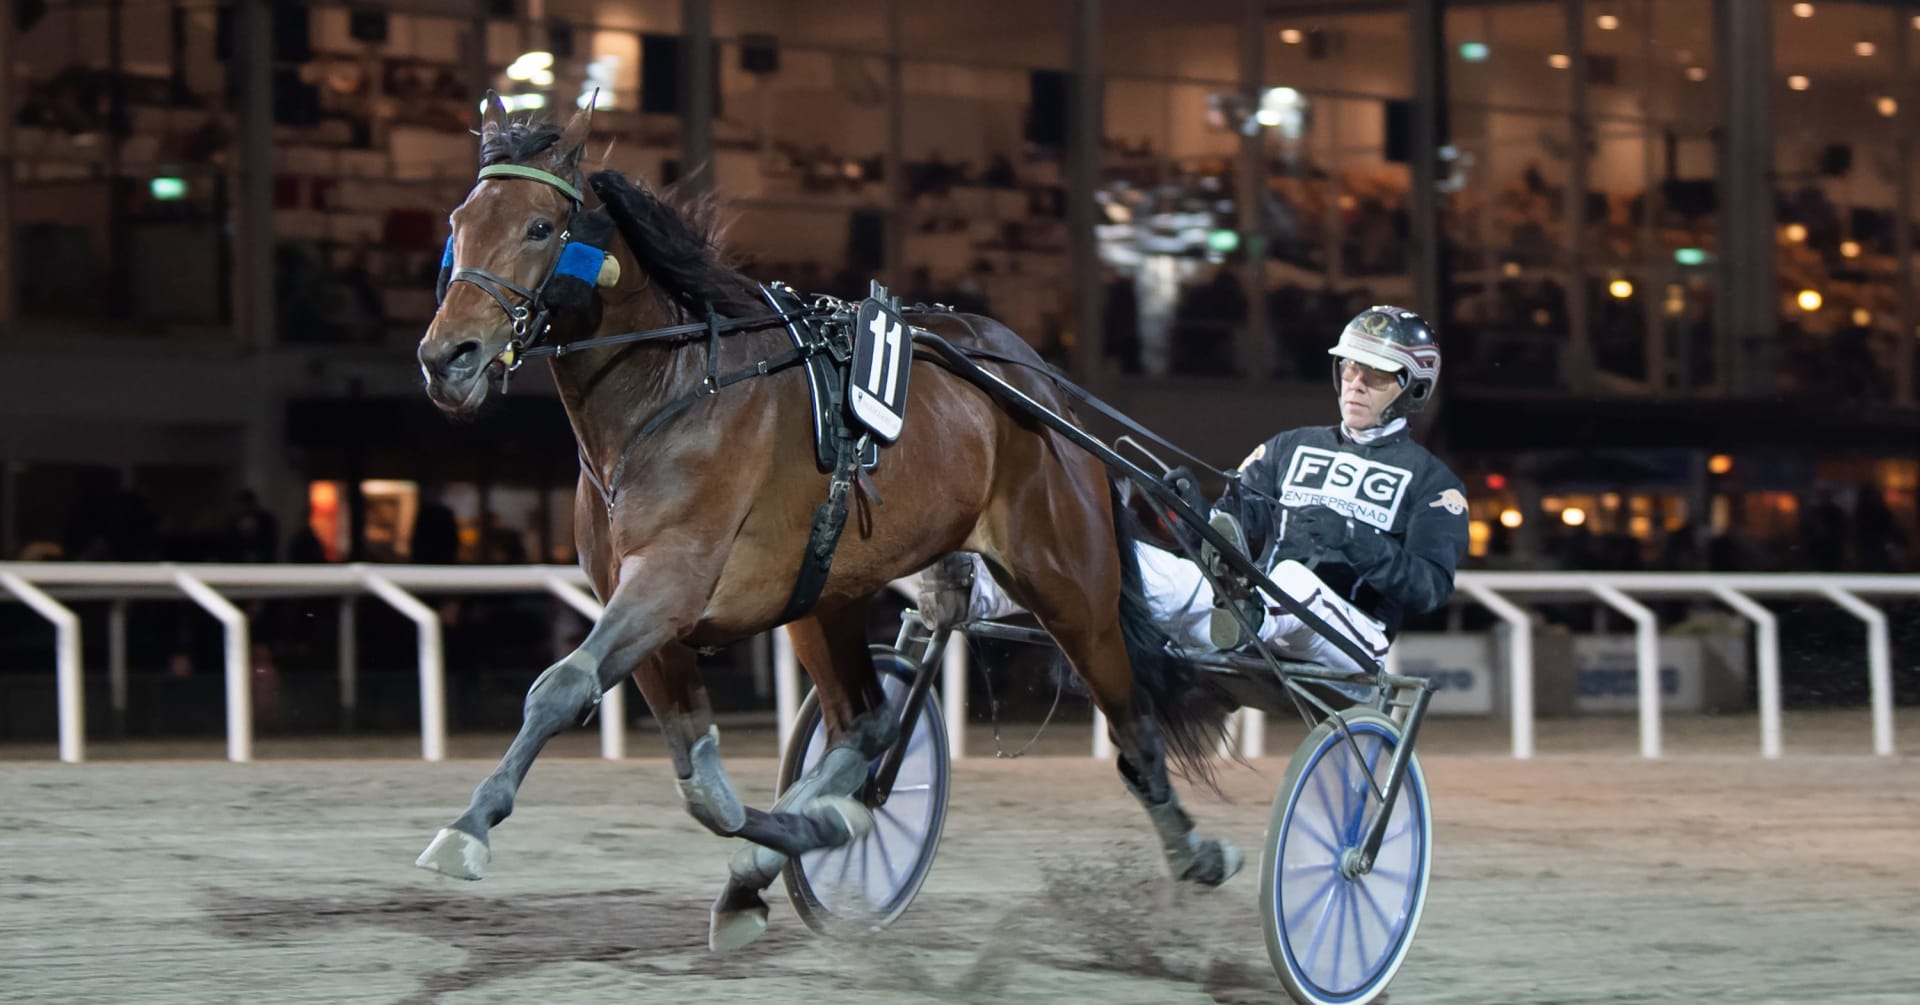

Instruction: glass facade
[2,3,1918,403]
[5,0,1915,406]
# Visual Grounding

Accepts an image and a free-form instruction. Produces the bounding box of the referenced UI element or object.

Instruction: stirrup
[1202,513,1261,650]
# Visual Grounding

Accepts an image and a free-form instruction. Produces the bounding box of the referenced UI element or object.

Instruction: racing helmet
[1328,305,1442,419]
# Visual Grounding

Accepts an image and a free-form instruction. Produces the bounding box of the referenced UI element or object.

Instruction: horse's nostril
[446,340,483,372]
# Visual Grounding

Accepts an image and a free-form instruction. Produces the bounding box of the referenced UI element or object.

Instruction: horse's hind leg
[991,499,1241,888]
[1108,701,1242,885]
[710,603,898,951]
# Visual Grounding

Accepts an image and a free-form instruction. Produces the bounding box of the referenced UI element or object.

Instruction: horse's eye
[526,220,554,241]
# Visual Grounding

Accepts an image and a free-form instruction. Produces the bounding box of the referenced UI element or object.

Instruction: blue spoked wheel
[1261,708,1432,1005]
[778,645,950,936]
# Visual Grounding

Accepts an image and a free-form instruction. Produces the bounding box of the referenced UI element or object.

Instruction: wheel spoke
[834,840,857,885]
[1311,764,1338,821]
[1285,871,1339,932]
[1368,862,1408,884]
[872,820,902,897]
[1345,876,1370,986]
[1289,812,1340,856]
[1357,873,1401,940]
[1320,883,1351,983]
[877,805,921,850]
[1380,807,1413,845]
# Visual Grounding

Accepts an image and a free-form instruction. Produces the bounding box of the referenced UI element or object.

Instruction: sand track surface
[2,746,1916,1004]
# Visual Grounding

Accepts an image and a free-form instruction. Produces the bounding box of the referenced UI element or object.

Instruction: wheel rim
[1275,720,1428,1002]
[792,666,945,919]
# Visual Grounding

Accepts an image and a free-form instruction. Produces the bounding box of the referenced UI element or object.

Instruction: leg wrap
[725,743,870,890]
[674,726,747,835]
[1120,754,1237,884]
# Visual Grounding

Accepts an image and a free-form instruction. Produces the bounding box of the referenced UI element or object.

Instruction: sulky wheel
[1261,708,1432,1005]
[778,645,950,936]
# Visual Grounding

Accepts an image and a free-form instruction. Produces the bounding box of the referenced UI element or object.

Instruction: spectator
[223,490,279,563]
[411,490,461,565]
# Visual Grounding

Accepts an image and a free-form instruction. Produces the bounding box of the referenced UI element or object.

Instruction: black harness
[439,162,884,620]
[437,165,1314,644]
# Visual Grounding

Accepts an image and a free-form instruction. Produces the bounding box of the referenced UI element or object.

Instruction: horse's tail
[1108,478,1235,785]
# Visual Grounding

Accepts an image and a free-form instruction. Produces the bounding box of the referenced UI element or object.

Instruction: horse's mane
[586,170,766,317]
[479,115,763,318]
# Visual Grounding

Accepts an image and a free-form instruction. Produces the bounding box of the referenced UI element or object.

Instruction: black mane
[481,115,763,317]
[587,170,765,317]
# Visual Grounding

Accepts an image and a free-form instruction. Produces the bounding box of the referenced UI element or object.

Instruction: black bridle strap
[579,342,816,515]
[449,266,543,328]
[516,309,809,361]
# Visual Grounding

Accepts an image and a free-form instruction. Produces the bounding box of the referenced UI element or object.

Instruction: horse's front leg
[706,606,900,950]
[631,636,893,951]
[415,557,696,879]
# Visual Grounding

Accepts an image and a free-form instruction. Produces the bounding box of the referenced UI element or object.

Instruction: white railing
[2,563,1914,763]
[1460,572,1918,760]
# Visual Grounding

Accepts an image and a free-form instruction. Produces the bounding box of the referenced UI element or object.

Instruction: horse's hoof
[1217,840,1245,884]
[415,827,489,880]
[709,902,770,952]
[810,795,874,845]
[1178,837,1243,887]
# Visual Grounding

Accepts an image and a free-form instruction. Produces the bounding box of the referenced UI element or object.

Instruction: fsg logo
[1279,447,1412,529]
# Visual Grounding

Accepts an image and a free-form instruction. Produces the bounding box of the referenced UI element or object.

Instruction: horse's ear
[553,95,595,167]
[478,89,508,153]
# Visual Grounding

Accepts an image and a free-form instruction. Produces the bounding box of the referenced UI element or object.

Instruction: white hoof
[810,795,874,844]
[415,827,489,880]
[709,903,771,952]
[1218,840,1245,883]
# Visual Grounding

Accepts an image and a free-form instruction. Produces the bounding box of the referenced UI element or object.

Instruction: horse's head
[418,92,601,416]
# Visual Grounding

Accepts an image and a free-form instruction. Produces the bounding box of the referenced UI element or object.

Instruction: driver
[921,305,1470,678]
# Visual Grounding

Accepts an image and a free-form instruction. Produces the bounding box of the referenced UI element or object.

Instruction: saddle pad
[760,284,877,473]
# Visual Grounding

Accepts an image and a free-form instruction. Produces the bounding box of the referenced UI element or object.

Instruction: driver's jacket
[1222,423,1471,637]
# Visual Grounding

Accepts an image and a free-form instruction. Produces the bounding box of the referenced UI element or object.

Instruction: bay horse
[413,93,1241,950]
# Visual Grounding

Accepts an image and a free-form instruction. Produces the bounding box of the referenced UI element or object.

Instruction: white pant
[947,547,1390,676]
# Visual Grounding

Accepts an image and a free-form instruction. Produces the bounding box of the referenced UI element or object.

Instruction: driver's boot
[1201,512,1264,651]
[916,552,978,629]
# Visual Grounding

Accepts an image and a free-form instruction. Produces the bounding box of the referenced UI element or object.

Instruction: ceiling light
[1797,289,1823,311]
[1686,66,1708,82]
[1787,75,1810,91]
[1784,223,1808,242]
[1280,28,1304,44]
[1852,308,1872,326]
[1855,41,1877,57]
[1792,3,1814,17]
[1548,53,1571,70]
[1878,96,1899,117]
[1596,14,1619,31]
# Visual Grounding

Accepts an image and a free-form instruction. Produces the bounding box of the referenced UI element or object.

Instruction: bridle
[437,163,602,378]
[436,162,810,388]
